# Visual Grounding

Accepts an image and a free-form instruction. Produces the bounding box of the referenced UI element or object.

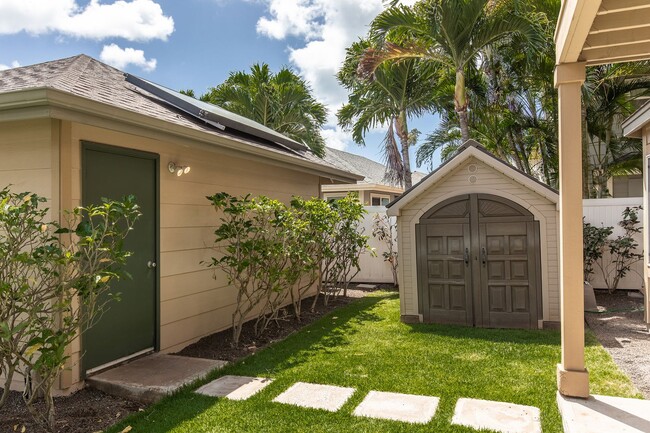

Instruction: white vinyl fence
[583,197,644,291]
[352,206,396,284]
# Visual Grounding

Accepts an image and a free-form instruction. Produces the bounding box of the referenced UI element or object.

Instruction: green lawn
[107,292,640,433]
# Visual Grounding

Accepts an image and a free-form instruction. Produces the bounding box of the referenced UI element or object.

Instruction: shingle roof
[322,146,426,187]
[0,54,354,177]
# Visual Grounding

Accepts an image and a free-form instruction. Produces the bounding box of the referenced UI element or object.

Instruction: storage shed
[387,141,560,329]
[0,55,360,393]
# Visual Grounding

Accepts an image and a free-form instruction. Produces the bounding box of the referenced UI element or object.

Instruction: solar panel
[124,73,309,154]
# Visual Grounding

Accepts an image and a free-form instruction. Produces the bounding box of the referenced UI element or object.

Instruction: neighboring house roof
[322,146,426,190]
[387,140,558,215]
[0,55,361,183]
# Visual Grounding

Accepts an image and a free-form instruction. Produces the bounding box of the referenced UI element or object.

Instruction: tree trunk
[455,70,470,142]
[396,111,412,189]
[581,103,590,198]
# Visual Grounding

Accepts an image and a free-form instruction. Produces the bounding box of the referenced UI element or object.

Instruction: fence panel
[352,206,396,284]
[583,197,644,290]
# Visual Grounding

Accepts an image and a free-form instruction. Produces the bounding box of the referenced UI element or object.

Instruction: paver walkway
[196,375,540,430]
[195,374,650,432]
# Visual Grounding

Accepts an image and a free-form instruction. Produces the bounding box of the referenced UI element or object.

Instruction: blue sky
[0,0,440,170]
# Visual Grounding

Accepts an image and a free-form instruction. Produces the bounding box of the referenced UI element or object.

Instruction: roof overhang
[386,144,558,217]
[321,182,404,194]
[556,0,650,66]
[623,99,650,138]
[0,87,361,183]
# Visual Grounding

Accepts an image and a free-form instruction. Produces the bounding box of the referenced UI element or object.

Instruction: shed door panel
[417,194,541,329]
[478,221,538,328]
[418,223,472,325]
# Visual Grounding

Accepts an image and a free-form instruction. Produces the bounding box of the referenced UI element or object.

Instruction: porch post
[555,62,589,398]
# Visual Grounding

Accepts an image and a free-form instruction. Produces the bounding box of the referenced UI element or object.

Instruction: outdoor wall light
[168,161,191,177]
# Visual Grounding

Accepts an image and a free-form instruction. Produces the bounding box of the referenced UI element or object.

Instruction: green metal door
[82,142,158,374]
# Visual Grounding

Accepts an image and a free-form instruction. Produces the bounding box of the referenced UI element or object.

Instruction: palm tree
[583,63,650,197]
[337,39,437,188]
[202,63,328,157]
[360,0,544,142]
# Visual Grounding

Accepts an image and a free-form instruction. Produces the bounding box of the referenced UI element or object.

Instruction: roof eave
[622,99,650,138]
[387,144,558,217]
[0,88,361,183]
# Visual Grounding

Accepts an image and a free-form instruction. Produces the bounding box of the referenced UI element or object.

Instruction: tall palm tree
[202,63,328,157]
[337,39,438,188]
[360,0,544,142]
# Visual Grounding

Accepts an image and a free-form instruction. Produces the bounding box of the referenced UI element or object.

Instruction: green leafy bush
[0,186,140,432]
[206,193,369,345]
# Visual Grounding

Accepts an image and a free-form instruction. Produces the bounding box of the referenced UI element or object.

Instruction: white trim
[387,146,558,217]
[85,347,154,376]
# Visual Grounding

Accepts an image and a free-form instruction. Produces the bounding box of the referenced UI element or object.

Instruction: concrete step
[86,354,227,404]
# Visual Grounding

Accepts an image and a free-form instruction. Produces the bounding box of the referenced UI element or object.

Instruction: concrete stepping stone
[452,398,542,433]
[353,390,439,424]
[195,375,273,400]
[356,284,377,289]
[273,382,355,412]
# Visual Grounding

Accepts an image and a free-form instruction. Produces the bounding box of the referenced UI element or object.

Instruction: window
[324,194,345,202]
[371,194,391,206]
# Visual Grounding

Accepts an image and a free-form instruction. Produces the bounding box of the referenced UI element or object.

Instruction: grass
[106,292,641,433]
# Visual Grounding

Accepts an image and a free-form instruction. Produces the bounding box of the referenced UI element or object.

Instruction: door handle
[147,260,157,269]
[464,248,469,265]
[481,247,487,266]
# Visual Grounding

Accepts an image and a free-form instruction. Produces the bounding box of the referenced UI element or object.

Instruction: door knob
[147,261,157,269]
[481,247,487,266]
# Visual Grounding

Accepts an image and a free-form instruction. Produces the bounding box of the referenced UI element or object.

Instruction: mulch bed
[0,387,144,433]
[0,284,387,432]
[585,289,650,398]
[177,286,383,362]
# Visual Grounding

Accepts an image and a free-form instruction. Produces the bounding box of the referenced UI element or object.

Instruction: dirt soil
[585,289,650,398]
[177,286,381,362]
[0,387,144,433]
[0,284,385,432]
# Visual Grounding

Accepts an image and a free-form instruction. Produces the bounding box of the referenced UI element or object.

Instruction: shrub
[372,213,398,287]
[0,186,140,432]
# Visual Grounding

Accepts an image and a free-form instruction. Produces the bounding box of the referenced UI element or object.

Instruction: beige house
[387,140,559,329]
[555,0,650,399]
[321,146,425,205]
[0,55,359,393]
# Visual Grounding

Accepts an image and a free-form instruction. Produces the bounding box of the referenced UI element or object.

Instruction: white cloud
[256,0,415,150]
[100,44,157,71]
[321,127,352,151]
[0,0,174,42]
[0,60,20,71]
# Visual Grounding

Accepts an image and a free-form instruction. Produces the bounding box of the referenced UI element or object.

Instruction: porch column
[555,62,589,398]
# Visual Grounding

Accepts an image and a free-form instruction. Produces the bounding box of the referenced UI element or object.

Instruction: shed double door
[417,194,540,329]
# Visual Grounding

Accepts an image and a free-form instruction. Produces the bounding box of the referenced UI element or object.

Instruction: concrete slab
[196,375,273,400]
[557,392,650,433]
[352,390,439,424]
[452,398,542,433]
[87,354,227,404]
[356,284,377,289]
[273,382,355,412]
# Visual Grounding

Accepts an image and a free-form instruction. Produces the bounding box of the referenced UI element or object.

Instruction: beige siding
[643,127,650,325]
[63,122,319,385]
[0,119,60,391]
[396,156,560,323]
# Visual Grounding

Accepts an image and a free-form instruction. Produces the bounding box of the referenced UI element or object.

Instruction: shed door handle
[464,248,469,266]
[147,260,157,269]
[481,247,487,266]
